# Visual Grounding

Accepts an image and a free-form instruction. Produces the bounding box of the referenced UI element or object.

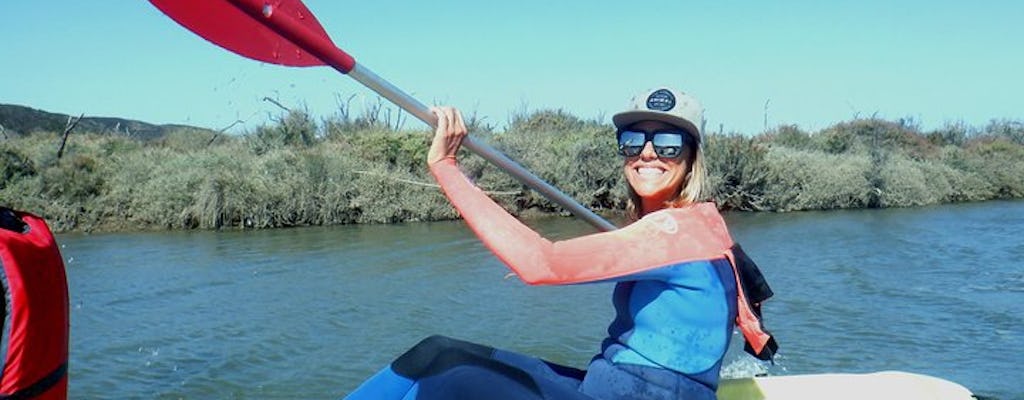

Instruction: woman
[345,87,775,400]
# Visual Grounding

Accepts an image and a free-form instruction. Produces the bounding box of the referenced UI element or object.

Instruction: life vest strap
[725,246,778,361]
[0,362,66,400]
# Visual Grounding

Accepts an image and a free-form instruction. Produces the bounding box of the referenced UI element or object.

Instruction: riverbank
[2,109,1022,233]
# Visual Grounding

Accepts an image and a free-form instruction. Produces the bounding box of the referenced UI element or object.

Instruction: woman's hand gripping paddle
[149,0,617,232]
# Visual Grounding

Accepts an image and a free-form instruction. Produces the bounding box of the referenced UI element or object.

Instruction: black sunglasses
[616,129,694,158]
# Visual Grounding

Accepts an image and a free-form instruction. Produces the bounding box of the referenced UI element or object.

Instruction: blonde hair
[625,144,707,221]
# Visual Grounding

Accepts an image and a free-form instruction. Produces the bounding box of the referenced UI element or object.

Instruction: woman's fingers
[427,106,467,165]
[435,106,466,136]
[434,106,448,133]
[453,107,467,138]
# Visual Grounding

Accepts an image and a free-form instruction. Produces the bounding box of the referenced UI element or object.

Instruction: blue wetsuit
[603,259,738,390]
[345,259,737,400]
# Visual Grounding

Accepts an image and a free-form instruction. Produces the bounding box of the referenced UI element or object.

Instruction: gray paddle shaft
[348,63,618,232]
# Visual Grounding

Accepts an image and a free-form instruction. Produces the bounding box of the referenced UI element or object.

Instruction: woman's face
[622,120,694,209]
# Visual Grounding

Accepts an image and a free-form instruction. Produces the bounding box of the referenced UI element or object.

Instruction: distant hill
[0,103,212,140]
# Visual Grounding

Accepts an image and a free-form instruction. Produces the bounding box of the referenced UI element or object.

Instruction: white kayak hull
[717,371,974,400]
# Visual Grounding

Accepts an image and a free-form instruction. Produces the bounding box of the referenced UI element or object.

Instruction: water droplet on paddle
[262,3,273,18]
[271,51,280,59]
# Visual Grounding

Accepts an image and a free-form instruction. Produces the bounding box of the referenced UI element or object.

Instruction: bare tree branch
[335,93,356,124]
[763,99,770,133]
[393,104,405,131]
[56,113,84,159]
[208,120,244,146]
[262,97,291,113]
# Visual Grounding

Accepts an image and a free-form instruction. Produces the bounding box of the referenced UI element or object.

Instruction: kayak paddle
[148,0,618,232]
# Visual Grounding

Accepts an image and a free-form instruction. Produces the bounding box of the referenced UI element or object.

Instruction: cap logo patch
[646,89,676,111]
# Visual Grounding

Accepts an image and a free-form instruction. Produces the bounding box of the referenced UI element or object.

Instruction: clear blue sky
[3,1,1022,135]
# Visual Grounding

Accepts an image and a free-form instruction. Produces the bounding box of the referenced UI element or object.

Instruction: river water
[59,200,1022,399]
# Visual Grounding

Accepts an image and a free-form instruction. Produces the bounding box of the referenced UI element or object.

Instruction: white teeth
[637,167,663,177]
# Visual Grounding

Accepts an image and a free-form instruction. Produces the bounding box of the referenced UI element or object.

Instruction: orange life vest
[432,160,779,361]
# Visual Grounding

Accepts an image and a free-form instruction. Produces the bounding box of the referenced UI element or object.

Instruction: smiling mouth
[636,167,665,178]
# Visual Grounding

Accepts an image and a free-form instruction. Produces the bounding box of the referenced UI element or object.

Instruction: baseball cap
[612,87,705,142]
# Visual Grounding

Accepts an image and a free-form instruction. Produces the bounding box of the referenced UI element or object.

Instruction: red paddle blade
[150,0,334,68]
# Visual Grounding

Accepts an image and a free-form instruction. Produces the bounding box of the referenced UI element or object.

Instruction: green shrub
[508,109,587,133]
[762,147,872,211]
[249,109,318,153]
[0,146,35,188]
[817,125,861,154]
[96,147,163,227]
[489,120,620,213]
[346,130,430,174]
[877,155,936,208]
[920,159,992,203]
[120,149,208,228]
[345,164,454,224]
[765,125,815,150]
[983,119,1024,145]
[815,118,937,159]
[926,121,970,147]
[935,146,994,201]
[704,133,770,211]
[157,128,224,151]
[44,154,102,200]
[964,137,1024,198]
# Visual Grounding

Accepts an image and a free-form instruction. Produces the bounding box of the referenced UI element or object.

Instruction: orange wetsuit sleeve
[429,158,733,285]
